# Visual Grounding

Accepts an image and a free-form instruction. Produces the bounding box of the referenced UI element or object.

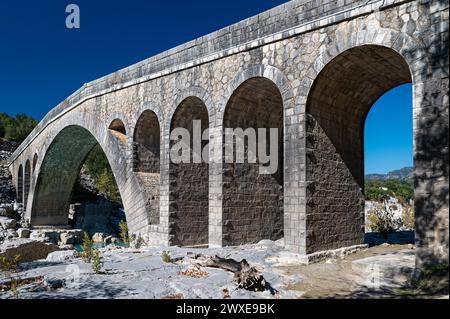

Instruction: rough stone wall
[222,78,284,246]
[169,97,209,246]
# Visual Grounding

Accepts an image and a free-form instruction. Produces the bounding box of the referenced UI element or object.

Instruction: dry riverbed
[0,240,446,299]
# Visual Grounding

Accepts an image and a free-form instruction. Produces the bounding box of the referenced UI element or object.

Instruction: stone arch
[32,153,38,173]
[169,96,210,246]
[222,76,284,246]
[133,109,161,225]
[30,116,148,233]
[17,165,23,204]
[108,118,127,142]
[304,44,413,253]
[24,160,31,210]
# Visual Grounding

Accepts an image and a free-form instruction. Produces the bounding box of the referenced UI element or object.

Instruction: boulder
[0,238,60,263]
[0,217,17,230]
[104,235,114,244]
[60,229,84,245]
[6,229,18,239]
[46,250,76,262]
[30,229,61,243]
[17,228,31,238]
[60,233,75,245]
[92,232,107,243]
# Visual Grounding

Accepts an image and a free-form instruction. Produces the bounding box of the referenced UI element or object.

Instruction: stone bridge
[7,0,449,265]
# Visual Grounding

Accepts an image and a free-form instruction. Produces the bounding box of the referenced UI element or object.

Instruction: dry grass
[178,266,209,278]
[161,293,184,299]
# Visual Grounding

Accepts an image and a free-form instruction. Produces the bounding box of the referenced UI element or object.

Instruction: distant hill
[366,167,413,182]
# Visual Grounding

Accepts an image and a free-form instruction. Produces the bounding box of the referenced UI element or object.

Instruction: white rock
[92,232,107,243]
[0,217,17,230]
[46,250,76,262]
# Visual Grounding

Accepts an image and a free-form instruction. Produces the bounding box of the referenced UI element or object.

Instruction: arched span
[17,165,23,204]
[31,125,127,227]
[305,44,412,253]
[169,96,209,246]
[32,153,38,173]
[24,160,31,210]
[133,109,161,225]
[222,76,284,246]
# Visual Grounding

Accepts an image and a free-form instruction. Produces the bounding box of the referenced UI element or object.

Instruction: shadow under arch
[169,96,209,247]
[31,125,123,226]
[222,76,284,246]
[305,44,412,254]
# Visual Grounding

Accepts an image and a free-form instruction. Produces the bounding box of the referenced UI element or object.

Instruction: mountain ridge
[365,166,413,181]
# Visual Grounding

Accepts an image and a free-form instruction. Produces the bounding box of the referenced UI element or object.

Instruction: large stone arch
[215,64,296,247]
[301,22,448,265]
[30,113,149,235]
[168,91,211,247]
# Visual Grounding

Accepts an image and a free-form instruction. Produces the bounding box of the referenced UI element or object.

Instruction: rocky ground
[1,239,447,299]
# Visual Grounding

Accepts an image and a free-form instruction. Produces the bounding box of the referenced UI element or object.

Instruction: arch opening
[24,160,31,210]
[108,119,126,143]
[17,165,23,204]
[222,77,284,246]
[169,97,209,246]
[305,45,412,253]
[32,125,126,238]
[133,110,160,225]
[32,153,38,173]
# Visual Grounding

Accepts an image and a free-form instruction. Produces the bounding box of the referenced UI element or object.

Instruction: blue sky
[0,1,412,174]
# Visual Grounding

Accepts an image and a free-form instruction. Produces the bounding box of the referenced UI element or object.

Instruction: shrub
[81,232,94,262]
[0,254,21,298]
[367,202,402,233]
[0,254,20,272]
[91,250,103,274]
[118,220,130,245]
[162,251,171,263]
[402,205,415,229]
[84,145,122,204]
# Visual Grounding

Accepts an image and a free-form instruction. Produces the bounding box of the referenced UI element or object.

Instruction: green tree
[0,113,13,139]
[83,144,122,204]
[0,113,38,142]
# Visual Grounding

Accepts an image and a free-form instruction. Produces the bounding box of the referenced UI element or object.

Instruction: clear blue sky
[0,0,412,174]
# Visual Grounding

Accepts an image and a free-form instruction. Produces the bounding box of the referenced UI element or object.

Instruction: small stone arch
[32,153,38,173]
[133,109,162,225]
[17,165,23,204]
[108,117,127,144]
[24,160,31,210]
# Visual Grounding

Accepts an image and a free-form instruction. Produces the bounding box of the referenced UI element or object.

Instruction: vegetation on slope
[0,113,38,143]
[365,179,414,204]
[83,144,122,204]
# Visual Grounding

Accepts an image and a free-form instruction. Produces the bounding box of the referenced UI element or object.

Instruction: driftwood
[187,253,267,291]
